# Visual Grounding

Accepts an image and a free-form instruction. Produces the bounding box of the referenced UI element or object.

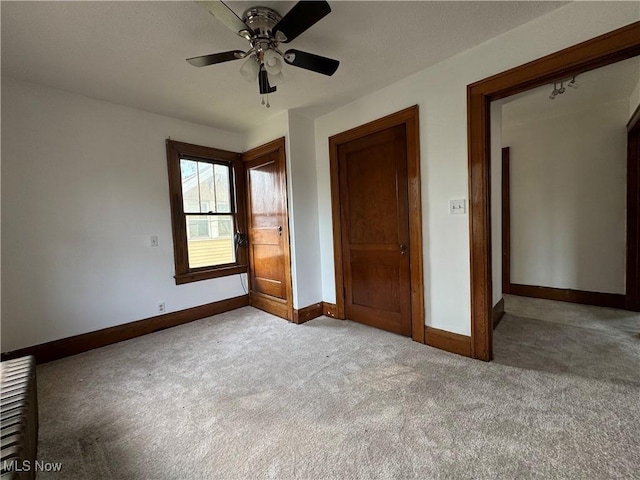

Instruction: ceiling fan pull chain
[261,96,265,106]
[266,94,270,108]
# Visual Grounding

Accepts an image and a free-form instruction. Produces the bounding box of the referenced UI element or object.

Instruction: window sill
[174,264,247,285]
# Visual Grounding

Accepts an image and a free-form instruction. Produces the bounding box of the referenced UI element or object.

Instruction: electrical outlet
[151,235,159,247]
[158,302,165,314]
[449,199,466,215]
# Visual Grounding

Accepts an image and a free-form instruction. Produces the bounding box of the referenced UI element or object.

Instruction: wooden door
[338,124,412,336]
[502,146,511,295]
[243,138,293,321]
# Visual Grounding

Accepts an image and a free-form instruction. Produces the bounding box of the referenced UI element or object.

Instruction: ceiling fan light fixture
[240,56,260,82]
[263,49,284,75]
[267,71,285,87]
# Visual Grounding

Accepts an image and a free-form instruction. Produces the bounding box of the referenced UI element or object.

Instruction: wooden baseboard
[293,302,323,324]
[509,284,626,309]
[492,298,505,329]
[322,302,339,318]
[1,295,249,364]
[424,326,471,358]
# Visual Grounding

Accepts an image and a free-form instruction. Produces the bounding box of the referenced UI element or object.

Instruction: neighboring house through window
[166,140,247,284]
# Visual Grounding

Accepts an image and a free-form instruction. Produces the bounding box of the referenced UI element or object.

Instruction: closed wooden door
[338,124,412,336]
[244,139,293,320]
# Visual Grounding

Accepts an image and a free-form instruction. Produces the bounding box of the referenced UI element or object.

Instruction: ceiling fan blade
[196,1,253,39]
[283,49,339,76]
[273,1,331,43]
[186,50,245,67]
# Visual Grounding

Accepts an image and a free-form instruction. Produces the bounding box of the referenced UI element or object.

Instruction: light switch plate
[449,199,466,215]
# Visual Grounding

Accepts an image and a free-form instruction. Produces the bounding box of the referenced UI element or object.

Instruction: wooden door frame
[328,106,425,344]
[242,137,294,321]
[468,22,640,361]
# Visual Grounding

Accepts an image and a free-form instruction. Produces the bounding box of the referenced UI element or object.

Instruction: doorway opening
[500,56,638,309]
[468,22,640,361]
[493,56,640,376]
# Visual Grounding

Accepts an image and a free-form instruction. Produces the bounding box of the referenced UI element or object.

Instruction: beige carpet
[35,297,639,479]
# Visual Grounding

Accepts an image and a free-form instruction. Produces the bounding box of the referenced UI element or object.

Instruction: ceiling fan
[187,0,339,106]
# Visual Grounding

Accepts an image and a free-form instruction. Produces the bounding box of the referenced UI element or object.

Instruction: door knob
[400,244,407,255]
[278,225,282,236]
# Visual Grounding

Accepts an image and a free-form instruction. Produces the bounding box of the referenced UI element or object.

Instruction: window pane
[214,164,231,213]
[186,214,235,268]
[181,159,232,214]
[180,159,200,213]
[197,162,214,212]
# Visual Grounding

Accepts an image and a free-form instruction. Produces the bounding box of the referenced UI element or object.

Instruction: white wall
[287,112,323,308]
[1,77,246,352]
[490,101,504,307]
[314,2,639,336]
[503,99,628,294]
[242,111,289,153]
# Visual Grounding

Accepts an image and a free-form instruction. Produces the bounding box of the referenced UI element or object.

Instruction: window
[166,140,247,284]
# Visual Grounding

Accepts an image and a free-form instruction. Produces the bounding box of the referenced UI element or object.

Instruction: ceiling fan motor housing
[243,7,282,47]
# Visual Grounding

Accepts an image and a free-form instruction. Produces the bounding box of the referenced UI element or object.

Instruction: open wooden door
[242,138,293,321]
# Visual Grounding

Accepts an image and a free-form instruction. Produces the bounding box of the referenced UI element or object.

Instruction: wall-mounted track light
[549,76,579,100]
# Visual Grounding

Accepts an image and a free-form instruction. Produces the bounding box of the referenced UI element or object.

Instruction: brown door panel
[342,149,403,244]
[250,227,281,245]
[253,277,284,298]
[243,139,292,320]
[251,243,285,298]
[349,247,402,263]
[350,262,401,312]
[347,304,407,336]
[338,124,412,336]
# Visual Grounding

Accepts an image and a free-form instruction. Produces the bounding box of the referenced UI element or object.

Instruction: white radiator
[1,357,38,480]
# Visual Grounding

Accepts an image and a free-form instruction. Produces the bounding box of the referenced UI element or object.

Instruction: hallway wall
[503,99,628,294]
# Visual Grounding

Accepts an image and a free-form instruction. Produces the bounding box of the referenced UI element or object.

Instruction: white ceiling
[1,1,568,133]
[502,55,640,125]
